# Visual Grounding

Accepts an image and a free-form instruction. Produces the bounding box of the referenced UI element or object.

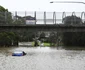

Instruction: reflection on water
[0,47,85,70]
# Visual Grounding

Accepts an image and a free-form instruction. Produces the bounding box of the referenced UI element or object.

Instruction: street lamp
[50,1,85,4]
[50,1,85,24]
[50,1,85,46]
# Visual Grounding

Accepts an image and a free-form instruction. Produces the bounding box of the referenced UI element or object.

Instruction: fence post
[81,12,85,23]
[15,11,17,21]
[53,12,56,24]
[71,12,76,25]
[44,12,46,24]
[62,12,66,23]
[25,11,26,24]
[34,11,36,24]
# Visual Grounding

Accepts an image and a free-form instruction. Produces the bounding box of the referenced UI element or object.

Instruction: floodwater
[0,47,85,70]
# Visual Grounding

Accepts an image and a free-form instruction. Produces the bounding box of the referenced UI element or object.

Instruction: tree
[0,32,19,47]
[13,15,25,25]
[13,15,36,25]
[48,32,58,46]
[62,15,85,46]
[63,15,82,24]
[39,32,45,41]
[0,5,13,24]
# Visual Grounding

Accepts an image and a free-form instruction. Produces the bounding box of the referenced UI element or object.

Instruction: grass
[32,41,41,46]
[44,42,50,46]
[32,41,50,47]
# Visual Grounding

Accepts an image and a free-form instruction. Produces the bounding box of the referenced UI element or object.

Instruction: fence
[0,11,85,25]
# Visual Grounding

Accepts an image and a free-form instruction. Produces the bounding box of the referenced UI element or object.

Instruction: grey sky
[0,0,85,12]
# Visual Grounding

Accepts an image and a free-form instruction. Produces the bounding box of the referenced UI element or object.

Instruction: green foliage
[32,42,50,47]
[48,32,57,46]
[13,15,25,25]
[0,5,13,24]
[62,32,85,46]
[0,32,19,47]
[6,12,13,24]
[0,6,8,12]
[18,30,36,42]
[39,32,46,42]
[39,32,45,39]
[63,15,82,24]
[13,15,36,25]
[44,42,50,46]
[62,15,85,46]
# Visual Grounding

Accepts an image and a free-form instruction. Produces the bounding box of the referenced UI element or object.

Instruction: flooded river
[0,47,85,70]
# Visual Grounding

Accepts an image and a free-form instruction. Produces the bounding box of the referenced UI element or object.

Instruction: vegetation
[48,32,57,46]
[1,5,85,47]
[0,5,13,24]
[63,15,82,24]
[62,15,85,46]
[0,32,19,47]
[38,32,60,47]
[32,42,50,47]
[44,42,50,46]
[13,15,36,25]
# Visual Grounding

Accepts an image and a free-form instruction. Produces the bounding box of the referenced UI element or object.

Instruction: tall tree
[0,5,12,24]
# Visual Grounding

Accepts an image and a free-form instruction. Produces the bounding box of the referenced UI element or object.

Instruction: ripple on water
[0,47,85,70]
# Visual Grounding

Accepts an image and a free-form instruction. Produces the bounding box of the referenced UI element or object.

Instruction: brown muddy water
[0,47,85,70]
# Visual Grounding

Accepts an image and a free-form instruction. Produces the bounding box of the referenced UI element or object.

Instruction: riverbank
[63,46,85,50]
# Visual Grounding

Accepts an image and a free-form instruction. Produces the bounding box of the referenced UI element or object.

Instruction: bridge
[0,11,85,32]
[1,24,85,32]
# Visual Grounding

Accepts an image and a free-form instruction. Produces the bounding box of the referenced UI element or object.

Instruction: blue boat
[12,50,26,56]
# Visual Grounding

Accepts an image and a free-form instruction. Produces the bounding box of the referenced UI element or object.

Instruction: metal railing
[0,11,85,25]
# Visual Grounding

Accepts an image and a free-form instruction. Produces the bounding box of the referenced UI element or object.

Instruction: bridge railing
[0,11,85,25]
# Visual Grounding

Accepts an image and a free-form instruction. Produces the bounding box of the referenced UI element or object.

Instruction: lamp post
[50,1,85,46]
[50,1,85,4]
[50,1,85,23]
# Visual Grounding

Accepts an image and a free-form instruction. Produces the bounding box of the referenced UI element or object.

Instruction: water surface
[0,47,85,70]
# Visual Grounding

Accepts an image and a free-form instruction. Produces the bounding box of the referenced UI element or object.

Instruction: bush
[0,32,19,47]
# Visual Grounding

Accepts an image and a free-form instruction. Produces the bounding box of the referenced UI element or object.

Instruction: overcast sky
[0,0,85,12]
